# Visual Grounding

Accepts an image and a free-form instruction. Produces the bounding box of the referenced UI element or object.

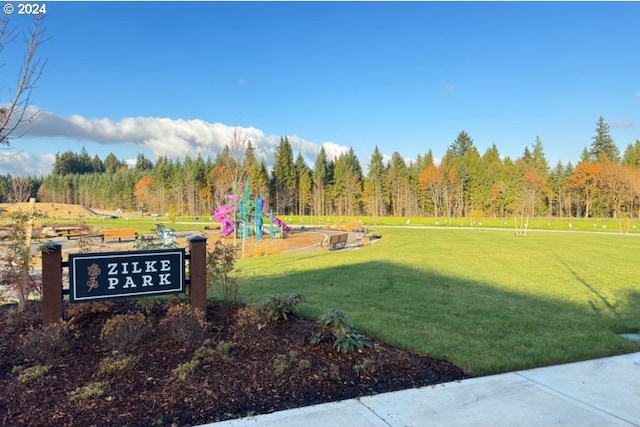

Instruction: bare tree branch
[0,14,46,146]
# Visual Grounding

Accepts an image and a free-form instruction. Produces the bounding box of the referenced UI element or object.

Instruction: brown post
[188,236,207,314]
[41,243,63,326]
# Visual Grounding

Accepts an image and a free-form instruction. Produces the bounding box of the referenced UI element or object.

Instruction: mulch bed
[0,299,469,426]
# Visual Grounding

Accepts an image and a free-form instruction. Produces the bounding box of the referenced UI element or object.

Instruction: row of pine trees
[2,117,640,219]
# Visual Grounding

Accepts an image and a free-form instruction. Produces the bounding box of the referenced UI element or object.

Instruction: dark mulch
[0,300,469,427]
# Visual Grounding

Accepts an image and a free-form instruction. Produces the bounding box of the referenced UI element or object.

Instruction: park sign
[68,248,186,302]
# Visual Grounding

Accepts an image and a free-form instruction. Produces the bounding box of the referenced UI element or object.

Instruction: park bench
[328,233,348,249]
[101,228,138,242]
[49,225,95,240]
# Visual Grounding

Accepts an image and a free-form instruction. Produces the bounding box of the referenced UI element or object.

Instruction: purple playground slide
[270,214,292,232]
[213,204,236,237]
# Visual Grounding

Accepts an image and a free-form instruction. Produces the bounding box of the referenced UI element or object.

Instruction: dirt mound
[1,202,95,219]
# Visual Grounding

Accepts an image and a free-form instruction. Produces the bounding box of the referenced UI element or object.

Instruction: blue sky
[1,1,639,176]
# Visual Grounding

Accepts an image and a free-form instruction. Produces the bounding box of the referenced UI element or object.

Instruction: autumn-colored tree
[419,165,444,217]
[567,162,602,217]
[598,163,637,218]
[134,175,153,209]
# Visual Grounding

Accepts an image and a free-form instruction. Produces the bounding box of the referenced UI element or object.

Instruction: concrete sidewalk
[205,352,640,427]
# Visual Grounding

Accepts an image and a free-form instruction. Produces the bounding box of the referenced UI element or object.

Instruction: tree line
[2,117,640,219]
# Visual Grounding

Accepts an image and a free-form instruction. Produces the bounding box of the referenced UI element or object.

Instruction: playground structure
[212,179,291,242]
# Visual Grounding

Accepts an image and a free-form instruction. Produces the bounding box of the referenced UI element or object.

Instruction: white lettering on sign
[105,260,173,289]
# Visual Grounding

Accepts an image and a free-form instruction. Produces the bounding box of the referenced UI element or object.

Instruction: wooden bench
[51,226,94,240]
[328,233,348,249]
[101,228,138,242]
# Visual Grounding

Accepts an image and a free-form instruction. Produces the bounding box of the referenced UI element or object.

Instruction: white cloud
[635,93,640,99]
[0,151,55,177]
[608,120,635,128]
[319,141,349,161]
[17,106,349,171]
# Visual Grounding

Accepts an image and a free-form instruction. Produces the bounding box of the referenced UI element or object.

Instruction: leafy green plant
[207,240,240,304]
[259,293,306,322]
[310,308,372,354]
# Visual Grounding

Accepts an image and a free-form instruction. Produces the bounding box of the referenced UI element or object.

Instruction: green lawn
[233,227,640,375]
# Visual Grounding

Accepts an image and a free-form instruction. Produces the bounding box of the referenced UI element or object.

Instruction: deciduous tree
[0,15,46,145]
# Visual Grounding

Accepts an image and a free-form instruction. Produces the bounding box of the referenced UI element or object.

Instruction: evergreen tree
[387,152,409,216]
[449,131,474,157]
[312,147,330,216]
[365,146,388,216]
[622,140,640,169]
[91,155,105,173]
[295,153,312,215]
[104,153,124,174]
[530,136,549,176]
[332,148,363,216]
[271,137,296,214]
[589,117,620,162]
[134,153,154,172]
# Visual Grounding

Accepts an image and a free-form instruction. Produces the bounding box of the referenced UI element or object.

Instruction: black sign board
[68,248,186,302]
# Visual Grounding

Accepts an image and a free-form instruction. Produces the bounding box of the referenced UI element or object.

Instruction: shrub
[193,339,233,363]
[207,240,240,303]
[12,364,51,383]
[67,301,117,335]
[100,312,151,352]
[234,303,270,334]
[19,321,71,363]
[159,303,206,344]
[171,360,199,382]
[272,350,310,377]
[2,209,47,311]
[310,308,372,354]
[68,381,108,402]
[99,352,141,376]
[259,293,306,322]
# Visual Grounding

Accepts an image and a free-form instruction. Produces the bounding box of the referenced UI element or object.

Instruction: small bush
[20,322,71,363]
[69,381,108,402]
[272,354,289,377]
[234,303,270,336]
[259,293,306,322]
[159,303,206,344]
[12,364,51,383]
[207,240,240,304]
[171,360,200,382]
[196,339,234,362]
[99,352,141,376]
[100,312,151,352]
[66,301,115,323]
[272,350,310,377]
[310,308,372,354]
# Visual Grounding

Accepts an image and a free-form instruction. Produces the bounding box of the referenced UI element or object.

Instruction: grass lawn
[234,227,640,375]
